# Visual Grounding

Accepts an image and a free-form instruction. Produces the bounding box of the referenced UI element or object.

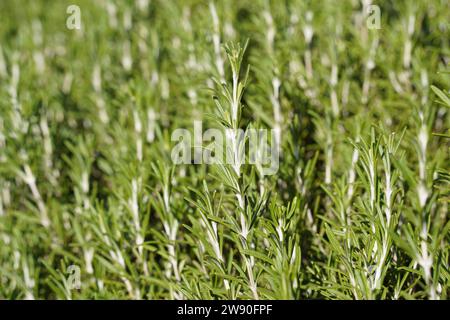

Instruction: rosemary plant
[0,0,448,300]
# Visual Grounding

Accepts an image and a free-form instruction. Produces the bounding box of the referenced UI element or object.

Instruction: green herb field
[0,0,448,300]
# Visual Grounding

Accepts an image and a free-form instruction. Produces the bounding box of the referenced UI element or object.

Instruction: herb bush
[0,0,448,299]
